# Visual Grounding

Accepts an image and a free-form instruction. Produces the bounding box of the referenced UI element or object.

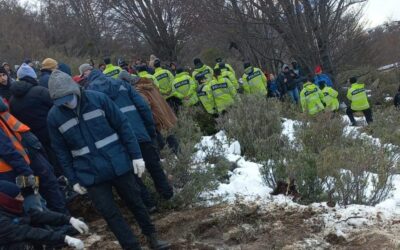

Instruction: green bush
[366,106,400,146]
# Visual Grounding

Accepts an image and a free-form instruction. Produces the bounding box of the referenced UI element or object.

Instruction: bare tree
[103,0,196,61]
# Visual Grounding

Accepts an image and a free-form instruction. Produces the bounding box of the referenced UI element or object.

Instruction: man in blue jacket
[86,69,173,204]
[47,70,170,250]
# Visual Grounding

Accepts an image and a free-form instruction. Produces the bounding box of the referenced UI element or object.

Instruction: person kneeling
[0,181,88,250]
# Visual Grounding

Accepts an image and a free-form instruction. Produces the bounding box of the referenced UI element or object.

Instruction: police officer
[346,76,372,126]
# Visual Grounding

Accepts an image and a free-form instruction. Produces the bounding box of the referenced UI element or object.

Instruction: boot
[146,233,171,250]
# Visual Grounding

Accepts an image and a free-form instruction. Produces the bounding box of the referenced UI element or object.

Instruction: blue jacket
[87,69,156,143]
[0,129,33,183]
[314,74,333,88]
[47,90,142,187]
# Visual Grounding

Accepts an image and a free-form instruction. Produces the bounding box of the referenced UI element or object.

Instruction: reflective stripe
[58,118,78,134]
[71,146,90,157]
[95,133,119,149]
[120,105,137,113]
[83,109,104,121]
[119,85,128,91]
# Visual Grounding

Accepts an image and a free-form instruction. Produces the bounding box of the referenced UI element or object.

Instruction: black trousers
[346,107,373,125]
[139,142,173,200]
[87,172,156,250]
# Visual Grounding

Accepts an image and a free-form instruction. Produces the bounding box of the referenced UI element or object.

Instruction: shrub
[159,107,230,208]
[366,106,400,146]
[287,113,395,205]
[217,95,290,188]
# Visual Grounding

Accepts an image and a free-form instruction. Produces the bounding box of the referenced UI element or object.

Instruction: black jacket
[0,81,12,101]
[9,77,53,146]
[0,208,70,246]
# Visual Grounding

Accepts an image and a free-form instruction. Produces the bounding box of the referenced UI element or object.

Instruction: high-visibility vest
[0,112,30,173]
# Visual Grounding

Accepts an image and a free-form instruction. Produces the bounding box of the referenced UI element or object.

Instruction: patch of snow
[282,118,301,142]
[385,96,394,102]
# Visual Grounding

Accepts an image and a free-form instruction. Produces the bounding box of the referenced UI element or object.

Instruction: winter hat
[176,67,184,74]
[41,58,58,70]
[0,67,8,75]
[103,57,111,65]
[314,65,322,74]
[58,63,72,76]
[79,63,93,76]
[136,65,147,73]
[2,62,9,67]
[0,181,21,198]
[349,77,357,84]
[17,63,37,80]
[48,70,81,106]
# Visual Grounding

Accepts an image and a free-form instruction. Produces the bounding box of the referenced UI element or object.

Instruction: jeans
[346,107,373,125]
[287,88,300,104]
[87,171,156,250]
[140,142,173,200]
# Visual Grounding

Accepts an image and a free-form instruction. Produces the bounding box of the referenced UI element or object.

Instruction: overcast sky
[363,0,400,27]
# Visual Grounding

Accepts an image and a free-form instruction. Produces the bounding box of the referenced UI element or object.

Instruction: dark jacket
[9,77,53,146]
[58,63,72,76]
[0,207,70,246]
[394,92,400,108]
[39,70,52,89]
[87,69,156,142]
[47,90,142,187]
[0,81,12,101]
[0,129,33,183]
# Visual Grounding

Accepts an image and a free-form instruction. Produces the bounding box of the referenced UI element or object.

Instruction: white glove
[70,217,89,234]
[132,159,146,178]
[65,235,84,250]
[73,183,87,195]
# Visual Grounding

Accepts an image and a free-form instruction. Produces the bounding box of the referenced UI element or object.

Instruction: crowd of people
[0,55,374,249]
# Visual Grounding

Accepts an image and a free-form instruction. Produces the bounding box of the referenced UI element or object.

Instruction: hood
[87,69,120,100]
[10,80,35,97]
[303,81,316,90]
[282,64,289,72]
[244,66,253,75]
[48,70,81,100]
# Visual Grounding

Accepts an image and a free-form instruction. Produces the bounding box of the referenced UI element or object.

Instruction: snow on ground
[198,118,400,241]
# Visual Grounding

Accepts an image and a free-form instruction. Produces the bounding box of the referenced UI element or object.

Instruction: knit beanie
[0,67,8,75]
[41,58,58,70]
[0,181,21,198]
[17,63,37,79]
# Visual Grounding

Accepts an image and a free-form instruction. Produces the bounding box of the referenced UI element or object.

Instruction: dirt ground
[64,198,400,250]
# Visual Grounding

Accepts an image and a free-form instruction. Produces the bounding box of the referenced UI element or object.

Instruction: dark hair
[154,59,161,68]
[104,57,111,65]
[349,77,357,84]
[176,67,184,74]
[319,81,326,89]
[243,62,251,69]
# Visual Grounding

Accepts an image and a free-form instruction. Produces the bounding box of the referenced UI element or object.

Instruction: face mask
[64,95,78,109]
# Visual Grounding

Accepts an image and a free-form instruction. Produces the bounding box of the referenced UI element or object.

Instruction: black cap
[136,65,147,72]
[349,77,357,84]
[104,57,111,65]
[176,67,184,74]
[243,62,251,69]
[117,58,127,67]
[154,59,161,68]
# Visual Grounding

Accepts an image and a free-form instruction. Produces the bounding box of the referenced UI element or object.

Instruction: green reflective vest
[138,71,159,88]
[103,64,123,79]
[171,72,198,106]
[300,82,325,115]
[221,70,239,90]
[210,76,237,113]
[322,86,339,111]
[214,63,236,77]
[154,67,174,96]
[197,83,216,114]
[347,83,370,111]
[242,67,267,95]
[192,64,214,83]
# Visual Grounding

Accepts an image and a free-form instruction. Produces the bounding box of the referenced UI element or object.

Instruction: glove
[65,236,84,250]
[73,184,87,195]
[132,159,146,178]
[70,217,89,234]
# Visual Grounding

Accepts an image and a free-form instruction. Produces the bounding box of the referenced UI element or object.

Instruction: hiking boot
[146,233,171,250]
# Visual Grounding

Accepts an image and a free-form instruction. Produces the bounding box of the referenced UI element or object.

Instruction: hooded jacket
[39,69,52,89]
[9,77,53,146]
[0,204,71,247]
[47,70,142,186]
[87,69,156,143]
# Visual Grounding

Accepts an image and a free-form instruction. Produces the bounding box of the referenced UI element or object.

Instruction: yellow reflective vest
[154,67,174,96]
[103,64,123,79]
[171,72,198,106]
[346,83,370,111]
[300,82,325,115]
[321,86,339,111]
[210,76,237,113]
[242,67,267,95]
